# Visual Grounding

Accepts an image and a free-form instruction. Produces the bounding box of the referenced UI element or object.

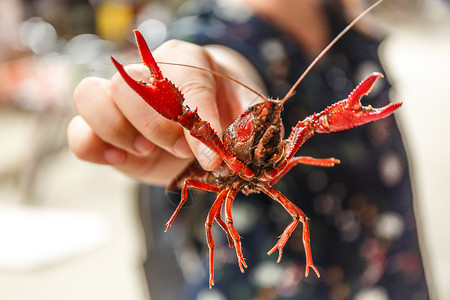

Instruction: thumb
[178,78,223,171]
[151,40,227,171]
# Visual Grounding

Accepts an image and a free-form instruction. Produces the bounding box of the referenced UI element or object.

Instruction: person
[68,0,430,299]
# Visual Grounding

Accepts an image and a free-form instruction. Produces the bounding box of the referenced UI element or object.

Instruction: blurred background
[0,0,449,299]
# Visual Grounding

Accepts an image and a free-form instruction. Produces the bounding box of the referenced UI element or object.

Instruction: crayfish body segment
[111,30,402,288]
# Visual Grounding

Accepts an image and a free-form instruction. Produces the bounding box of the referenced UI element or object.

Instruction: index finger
[113,39,223,170]
[110,64,193,158]
[156,41,225,170]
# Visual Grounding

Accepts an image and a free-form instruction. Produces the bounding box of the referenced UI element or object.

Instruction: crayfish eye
[235,113,253,142]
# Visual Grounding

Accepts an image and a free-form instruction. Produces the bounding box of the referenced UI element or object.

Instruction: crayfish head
[223,99,285,169]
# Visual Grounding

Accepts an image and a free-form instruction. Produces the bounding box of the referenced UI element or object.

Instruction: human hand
[67,40,265,185]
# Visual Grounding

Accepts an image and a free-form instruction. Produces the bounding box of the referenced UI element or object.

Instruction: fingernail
[104,147,126,164]
[134,134,154,154]
[172,137,193,158]
[197,143,221,170]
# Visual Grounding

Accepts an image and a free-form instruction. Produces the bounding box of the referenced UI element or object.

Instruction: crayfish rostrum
[110,2,401,289]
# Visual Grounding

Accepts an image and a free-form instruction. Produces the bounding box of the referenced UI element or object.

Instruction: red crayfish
[110,0,400,289]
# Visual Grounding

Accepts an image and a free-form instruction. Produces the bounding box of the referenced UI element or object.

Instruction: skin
[67,0,330,185]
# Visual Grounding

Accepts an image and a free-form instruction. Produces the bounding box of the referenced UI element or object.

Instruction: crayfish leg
[165,179,220,232]
[214,207,235,249]
[205,188,229,289]
[224,188,247,272]
[270,156,340,185]
[261,184,320,278]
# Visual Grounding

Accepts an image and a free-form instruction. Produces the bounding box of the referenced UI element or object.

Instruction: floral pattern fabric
[139,1,430,299]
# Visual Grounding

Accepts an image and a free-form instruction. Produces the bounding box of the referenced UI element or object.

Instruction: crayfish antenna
[280,0,384,105]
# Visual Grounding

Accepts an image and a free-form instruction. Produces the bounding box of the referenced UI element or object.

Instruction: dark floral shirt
[139,1,429,299]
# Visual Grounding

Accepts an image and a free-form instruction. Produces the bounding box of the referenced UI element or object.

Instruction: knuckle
[73,77,93,107]
[158,39,199,54]
[104,117,130,142]
[67,127,90,160]
[74,77,109,112]
[160,38,187,49]
[69,141,90,160]
[155,39,213,70]
[178,76,216,100]
[152,39,218,110]
[67,116,104,162]
[141,118,182,149]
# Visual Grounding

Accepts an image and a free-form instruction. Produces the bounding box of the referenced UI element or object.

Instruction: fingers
[70,73,194,183]
[109,64,194,158]
[67,115,126,165]
[74,76,157,156]
[156,41,224,169]
[112,149,194,185]
[69,39,262,184]
[111,40,223,170]
[72,73,192,162]
[67,115,193,184]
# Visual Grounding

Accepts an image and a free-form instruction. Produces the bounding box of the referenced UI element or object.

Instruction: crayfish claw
[313,73,402,133]
[238,258,248,273]
[347,72,383,109]
[111,31,185,122]
[267,242,284,263]
[277,252,283,263]
[209,275,215,289]
[133,30,164,80]
[307,264,321,278]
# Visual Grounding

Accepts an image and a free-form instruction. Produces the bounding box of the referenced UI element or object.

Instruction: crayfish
[110,0,401,289]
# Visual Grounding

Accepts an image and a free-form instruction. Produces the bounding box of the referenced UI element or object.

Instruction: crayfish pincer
[111,2,401,289]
